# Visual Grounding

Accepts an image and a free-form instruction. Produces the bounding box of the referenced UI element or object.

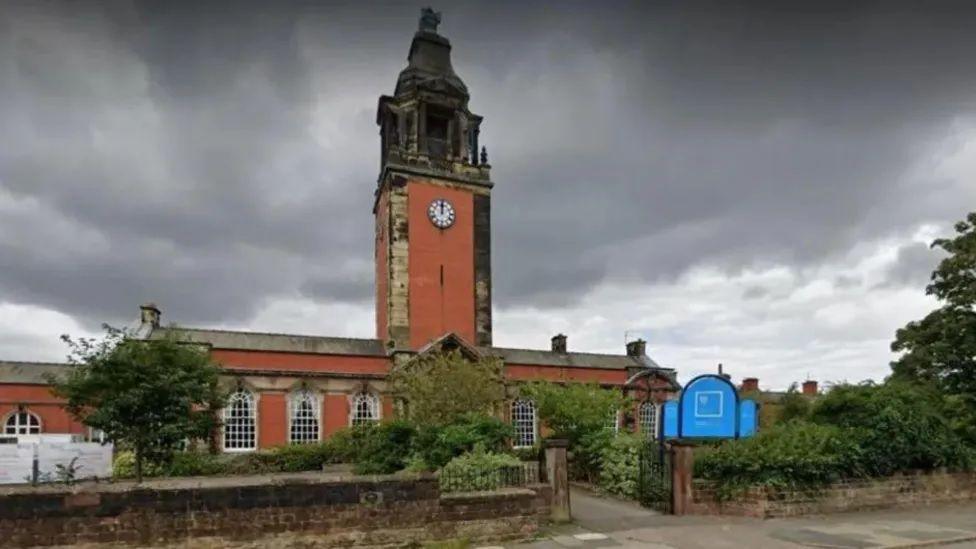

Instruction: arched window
[223,390,256,451]
[639,401,658,439]
[350,392,380,427]
[289,389,320,444]
[511,399,537,448]
[3,410,41,435]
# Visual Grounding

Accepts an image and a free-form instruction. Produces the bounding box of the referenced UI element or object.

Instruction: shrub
[439,448,523,493]
[113,450,225,478]
[353,420,417,475]
[694,422,865,497]
[268,442,335,473]
[810,382,974,476]
[412,413,513,470]
[596,433,642,498]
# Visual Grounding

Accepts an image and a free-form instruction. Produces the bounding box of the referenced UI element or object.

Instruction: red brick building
[0,13,679,451]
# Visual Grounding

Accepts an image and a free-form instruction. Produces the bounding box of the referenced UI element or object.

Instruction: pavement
[483,488,976,548]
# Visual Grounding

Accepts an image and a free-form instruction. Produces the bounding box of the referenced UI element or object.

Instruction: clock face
[427,198,456,229]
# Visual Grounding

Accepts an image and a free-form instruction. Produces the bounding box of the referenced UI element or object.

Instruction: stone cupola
[376,8,490,184]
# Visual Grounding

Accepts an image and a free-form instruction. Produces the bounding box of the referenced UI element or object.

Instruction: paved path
[489,488,976,548]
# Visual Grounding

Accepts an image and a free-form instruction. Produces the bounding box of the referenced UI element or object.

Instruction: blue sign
[678,375,739,438]
[738,399,758,438]
[662,400,679,438]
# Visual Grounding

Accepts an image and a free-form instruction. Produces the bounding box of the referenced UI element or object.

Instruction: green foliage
[352,420,417,475]
[810,382,973,476]
[891,211,976,444]
[388,350,505,427]
[49,326,225,481]
[114,451,225,478]
[267,442,337,473]
[596,433,642,499]
[438,448,523,493]
[777,383,811,423]
[412,413,513,470]
[519,382,627,482]
[694,422,866,497]
[519,382,627,446]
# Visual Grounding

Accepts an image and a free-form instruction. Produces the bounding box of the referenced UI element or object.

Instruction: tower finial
[419,7,441,33]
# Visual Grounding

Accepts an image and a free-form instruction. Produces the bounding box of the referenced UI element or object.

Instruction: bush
[596,433,641,499]
[113,451,225,478]
[268,442,336,473]
[810,382,974,476]
[412,413,513,470]
[694,422,865,497]
[353,420,417,475]
[439,448,523,493]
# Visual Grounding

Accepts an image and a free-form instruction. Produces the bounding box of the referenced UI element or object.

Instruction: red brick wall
[210,350,390,376]
[323,393,348,437]
[505,364,627,385]
[257,392,287,448]
[0,385,85,436]
[407,181,476,349]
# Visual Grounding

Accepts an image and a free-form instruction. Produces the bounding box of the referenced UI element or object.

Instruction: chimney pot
[741,377,759,392]
[802,380,819,396]
[626,339,646,357]
[551,334,567,354]
[140,303,161,329]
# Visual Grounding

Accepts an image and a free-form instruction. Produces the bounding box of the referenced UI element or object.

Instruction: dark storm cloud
[1,0,975,327]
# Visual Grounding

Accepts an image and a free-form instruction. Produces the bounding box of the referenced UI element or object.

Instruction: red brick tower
[374,11,492,350]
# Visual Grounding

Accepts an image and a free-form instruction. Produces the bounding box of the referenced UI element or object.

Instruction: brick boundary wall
[0,472,552,547]
[691,471,976,518]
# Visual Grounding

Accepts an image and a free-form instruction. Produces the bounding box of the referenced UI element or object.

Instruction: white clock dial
[427,199,456,229]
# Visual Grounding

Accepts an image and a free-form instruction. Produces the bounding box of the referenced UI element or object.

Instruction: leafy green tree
[519,382,627,445]
[519,382,629,481]
[388,350,505,426]
[48,326,225,482]
[891,211,976,442]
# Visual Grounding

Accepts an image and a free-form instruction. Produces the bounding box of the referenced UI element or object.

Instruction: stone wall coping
[439,485,545,503]
[0,470,436,497]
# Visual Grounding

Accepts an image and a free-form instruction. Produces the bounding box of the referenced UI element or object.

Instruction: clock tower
[374,9,492,351]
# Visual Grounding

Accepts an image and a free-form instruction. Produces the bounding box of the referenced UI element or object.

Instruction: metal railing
[439,461,540,493]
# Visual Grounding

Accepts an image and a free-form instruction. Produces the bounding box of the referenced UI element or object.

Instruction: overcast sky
[1,1,975,389]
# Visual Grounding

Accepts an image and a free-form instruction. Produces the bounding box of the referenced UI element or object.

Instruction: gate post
[544,438,571,523]
[670,442,695,515]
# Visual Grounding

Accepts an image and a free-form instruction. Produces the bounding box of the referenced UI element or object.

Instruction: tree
[519,382,628,445]
[388,349,505,426]
[518,382,629,482]
[891,211,976,441]
[48,326,225,481]
[777,383,811,423]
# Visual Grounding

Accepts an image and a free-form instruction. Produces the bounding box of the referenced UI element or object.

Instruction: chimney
[625,339,646,357]
[741,377,759,393]
[802,380,818,396]
[140,303,161,329]
[551,334,567,353]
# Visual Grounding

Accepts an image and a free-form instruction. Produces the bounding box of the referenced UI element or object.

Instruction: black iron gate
[637,440,672,513]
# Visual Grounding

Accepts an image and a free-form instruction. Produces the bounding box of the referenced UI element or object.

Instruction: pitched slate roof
[0,361,72,385]
[153,327,388,357]
[481,346,669,371]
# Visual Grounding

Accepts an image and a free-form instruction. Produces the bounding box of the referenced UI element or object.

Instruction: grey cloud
[1,0,975,328]
[880,241,945,289]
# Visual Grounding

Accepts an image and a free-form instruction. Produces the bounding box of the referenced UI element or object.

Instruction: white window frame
[511,399,537,448]
[607,409,620,434]
[639,401,659,440]
[350,392,380,427]
[223,389,257,452]
[289,389,321,444]
[3,410,41,435]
